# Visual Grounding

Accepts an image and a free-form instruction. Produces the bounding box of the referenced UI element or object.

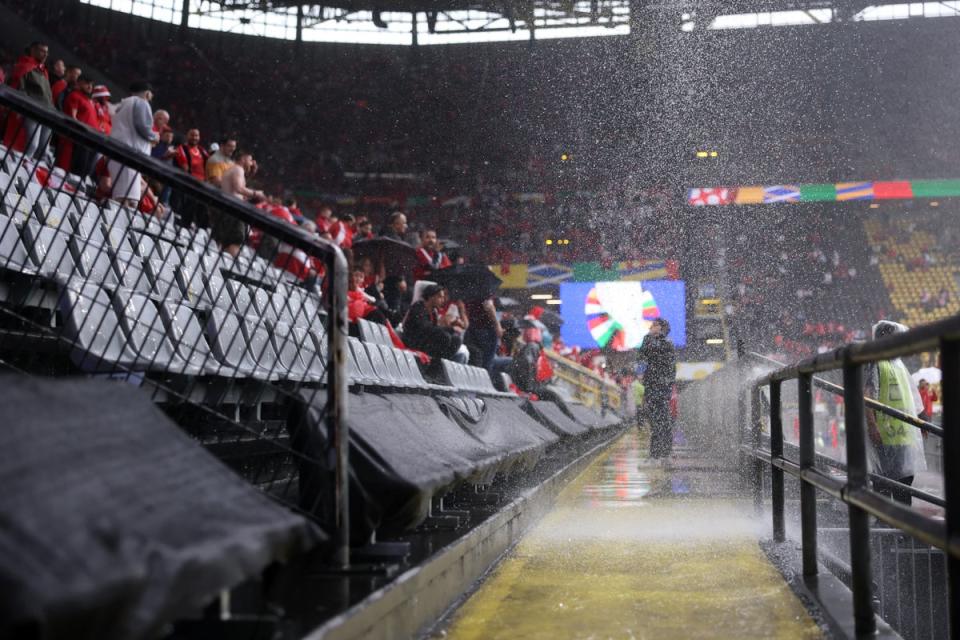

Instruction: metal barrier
[742,319,958,637]
[545,349,622,411]
[0,85,353,566]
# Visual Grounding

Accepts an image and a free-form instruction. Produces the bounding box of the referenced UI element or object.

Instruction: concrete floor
[440,430,822,640]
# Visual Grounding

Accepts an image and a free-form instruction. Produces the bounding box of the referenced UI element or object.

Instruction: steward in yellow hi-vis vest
[864,321,927,506]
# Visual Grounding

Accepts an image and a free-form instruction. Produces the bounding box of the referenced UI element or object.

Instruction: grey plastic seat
[376,344,417,389]
[112,250,152,294]
[0,217,35,274]
[69,216,110,253]
[22,221,76,280]
[145,259,185,300]
[1,189,40,219]
[129,232,165,260]
[242,311,284,379]
[249,286,278,323]
[129,212,164,235]
[291,325,327,382]
[227,279,258,317]
[20,180,43,205]
[174,257,206,308]
[205,308,278,380]
[199,270,227,310]
[100,206,132,236]
[58,281,131,373]
[158,301,219,375]
[112,289,197,374]
[347,337,379,386]
[46,189,78,216]
[101,222,131,252]
[271,320,320,382]
[363,342,404,388]
[70,237,120,288]
[356,318,377,344]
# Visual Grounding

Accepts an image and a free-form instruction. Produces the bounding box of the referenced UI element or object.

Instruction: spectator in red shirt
[56,74,98,176]
[92,84,112,135]
[51,64,81,109]
[50,59,65,86]
[918,379,938,422]
[315,205,334,234]
[175,128,209,181]
[414,229,452,281]
[329,213,355,249]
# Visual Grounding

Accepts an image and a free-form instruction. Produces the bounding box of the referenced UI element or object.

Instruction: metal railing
[744,319,958,637]
[0,85,353,566]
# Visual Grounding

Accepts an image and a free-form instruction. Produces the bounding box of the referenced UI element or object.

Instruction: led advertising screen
[559,281,686,350]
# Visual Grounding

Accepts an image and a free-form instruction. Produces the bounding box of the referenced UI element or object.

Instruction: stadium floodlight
[705,338,725,345]
[546,299,563,305]
[531,294,554,300]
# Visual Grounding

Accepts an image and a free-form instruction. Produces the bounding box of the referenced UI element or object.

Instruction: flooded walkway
[440,431,822,639]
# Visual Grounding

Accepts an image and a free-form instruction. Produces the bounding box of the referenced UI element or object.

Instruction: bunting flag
[618,260,669,281]
[526,263,574,287]
[873,181,913,200]
[489,263,529,289]
[800,184,836,202]
[686,178,960,205]
[688,187,736,206]
[763,185,801,203]
[835,182,874,201]
[490,260,673,288]
[734,186,764,205]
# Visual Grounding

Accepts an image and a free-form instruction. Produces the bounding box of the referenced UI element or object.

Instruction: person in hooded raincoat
[864,321,927,506]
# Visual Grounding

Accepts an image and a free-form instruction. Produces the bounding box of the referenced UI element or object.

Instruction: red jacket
[414,247,452,281]
[63,89,98,128]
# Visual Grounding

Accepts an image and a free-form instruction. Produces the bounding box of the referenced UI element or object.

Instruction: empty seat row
[347,336,448,392]
[59,279,329,383]
[440,358,505,396]
[356,317,393,347]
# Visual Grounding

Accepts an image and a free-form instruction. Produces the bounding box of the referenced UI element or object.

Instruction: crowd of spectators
[724,208,889,357]
[3,38,583,387]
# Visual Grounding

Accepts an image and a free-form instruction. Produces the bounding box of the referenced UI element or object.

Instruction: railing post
[769,381,785,543]
[942,338,960,636]
[751,385,763,514]
[798,373,818,577]
[842,362,877,635]
[326,248,350,569]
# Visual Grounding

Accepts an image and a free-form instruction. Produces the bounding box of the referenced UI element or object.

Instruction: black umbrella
[538,308,564,332]
[352,237,418,277]
[432,264,503,301]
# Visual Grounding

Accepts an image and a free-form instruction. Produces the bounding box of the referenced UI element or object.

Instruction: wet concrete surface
[438,430,822,640]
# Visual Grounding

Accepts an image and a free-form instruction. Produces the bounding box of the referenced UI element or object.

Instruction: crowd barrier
[545,349,622,412]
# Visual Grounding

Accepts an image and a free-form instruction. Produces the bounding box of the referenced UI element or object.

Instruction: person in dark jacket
[401,284,462,365]
[4,42,54,159]
[637,318,677,460]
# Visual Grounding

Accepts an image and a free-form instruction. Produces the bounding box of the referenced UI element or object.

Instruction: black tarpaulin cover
[291,391,505,535]
[548,394,610,430]
[434,395,533,480]
[522,399,592,437]
[0,376,322,640]
[480,396,561,461]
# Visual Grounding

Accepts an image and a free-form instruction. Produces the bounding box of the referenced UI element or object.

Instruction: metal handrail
[747,351,943,437]
[741,320,958,638]
[0,86,354,567]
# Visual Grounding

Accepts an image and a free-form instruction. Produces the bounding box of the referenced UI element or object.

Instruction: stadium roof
[83,0,960,44]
